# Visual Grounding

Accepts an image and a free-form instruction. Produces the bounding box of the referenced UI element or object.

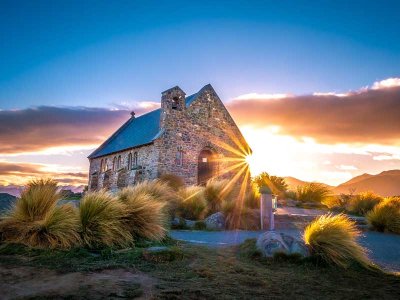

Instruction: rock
[256,231,290,257]
[205,212,225,230]
[290,240,310,257]
[185,219,196,229]
[256,231,310,258]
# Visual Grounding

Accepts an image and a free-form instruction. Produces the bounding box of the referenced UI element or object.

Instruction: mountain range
[285,170,400,197]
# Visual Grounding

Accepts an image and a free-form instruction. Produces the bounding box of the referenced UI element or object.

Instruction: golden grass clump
[296,183,332,203]
[117,187,168,241]
[119,180,176,204]
[244,185,261,209]
[0,178,81,249]
[159,173,185,191]
[303,214,372,268]
[222,199,259,230]
[367,197,400,234]
[347,192,383,216]
[204,179,236,214]
[79,191,133,248]
[176,186,207,220]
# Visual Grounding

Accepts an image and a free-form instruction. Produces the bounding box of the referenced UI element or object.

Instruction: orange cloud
[0,106,152,154]
[227,81,400,145]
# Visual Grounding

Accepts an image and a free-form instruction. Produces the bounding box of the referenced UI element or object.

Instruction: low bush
[303,214,372,269]
[367,197,400,234]
[0,178,81,249]
[118,187,168,241]
[79,191,133,248]
[204,179,236,214]
[296,183,332,203]
[176,186,207,220]
[346,192,383,216]
[159,173,185,191]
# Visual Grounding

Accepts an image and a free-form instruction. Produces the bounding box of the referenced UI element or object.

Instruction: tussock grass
[159,174,185,191]
[222,200,259,230]
[244,185,261,209]
[118,187,168,241]
[296,183,332,203]
[176,186,207,220]
[367,197,400,234]
[79,191,133,248]
[303,214,372,269]
[347,192,383,216]
[204,179,236,214]
[0,178,81,249]
[120,180,176,204]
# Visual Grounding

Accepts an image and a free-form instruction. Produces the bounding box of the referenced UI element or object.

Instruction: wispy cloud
[228,78,400,145]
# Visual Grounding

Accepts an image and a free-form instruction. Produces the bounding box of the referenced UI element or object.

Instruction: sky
[1,0,400,188]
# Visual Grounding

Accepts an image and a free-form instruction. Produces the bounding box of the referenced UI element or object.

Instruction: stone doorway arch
[198,148,217,185]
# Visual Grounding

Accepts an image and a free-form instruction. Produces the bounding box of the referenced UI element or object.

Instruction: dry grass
[118,187,168,241]
[347,192,383,216]
[296,183,332,203]
[79,191,133,248]
[159,174,185,191]
[176,186,207,220]
[222,200,259,230]
[204,179,237,214]
[0,178,81,249]
[244,185,261,209]
[367,197,400,234]
[303,214,372,269]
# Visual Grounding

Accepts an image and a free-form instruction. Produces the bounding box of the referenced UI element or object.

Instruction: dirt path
[0,264,157,299]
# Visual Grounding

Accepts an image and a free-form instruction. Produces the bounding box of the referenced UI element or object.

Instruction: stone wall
[88,143,159,192]
[157,85,251,186]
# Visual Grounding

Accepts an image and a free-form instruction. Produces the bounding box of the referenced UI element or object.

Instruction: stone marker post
[259,186,274,231]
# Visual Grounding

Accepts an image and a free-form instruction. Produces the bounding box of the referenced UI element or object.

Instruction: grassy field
[0,239,399,299]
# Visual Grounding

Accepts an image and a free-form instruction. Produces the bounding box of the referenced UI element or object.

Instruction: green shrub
[296,183,332,203]
[159,174,185,191]
[367,197,400,234]
[303,214,372,269]
[347,192,383,216]
[253,172,288,196]
[79,191,133,248]
[176,186,207,220]
[0,178,81,249]
[204,179,236,214]
[118,187,168,241]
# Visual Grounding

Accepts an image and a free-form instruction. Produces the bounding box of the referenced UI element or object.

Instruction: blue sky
[1,0,400,109]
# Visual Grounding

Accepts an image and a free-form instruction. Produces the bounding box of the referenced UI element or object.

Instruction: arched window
[176,146,183,166]
[117,155,121,170]
[104,158,108,172]
[128,153,132,170]
[112,156,117,171]
[133,152,138,167]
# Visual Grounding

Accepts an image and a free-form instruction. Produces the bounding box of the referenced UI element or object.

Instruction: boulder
[205,212,225,230]
[256,231,310,258]
[256,231,290,257]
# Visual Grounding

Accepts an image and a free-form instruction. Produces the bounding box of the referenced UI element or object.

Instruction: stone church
[88,84,251,191]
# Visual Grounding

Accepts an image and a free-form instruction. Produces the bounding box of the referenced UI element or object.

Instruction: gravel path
[170,229,400,272]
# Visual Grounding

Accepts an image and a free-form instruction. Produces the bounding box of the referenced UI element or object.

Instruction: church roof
[88,92,200,159]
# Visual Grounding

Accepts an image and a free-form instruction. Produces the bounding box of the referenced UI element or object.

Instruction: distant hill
[0,193,16,213]
[334,170,400,196]
[285,170,400,197]
[0,184,85,197]
[284,176,333,190]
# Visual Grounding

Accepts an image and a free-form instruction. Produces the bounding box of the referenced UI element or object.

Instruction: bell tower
[161,86,186,111]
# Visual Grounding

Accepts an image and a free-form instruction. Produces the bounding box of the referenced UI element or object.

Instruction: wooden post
[259,186,274,231]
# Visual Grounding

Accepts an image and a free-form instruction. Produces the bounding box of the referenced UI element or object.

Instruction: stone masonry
[88,84,251,192]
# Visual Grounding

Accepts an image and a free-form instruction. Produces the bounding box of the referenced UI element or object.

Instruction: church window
[176,146,184,166]
[172,96,179,109]
[104,158,108,172]
[117,155,121,170]
[128,153,132,169]
[133,152,138,167]
[112,156,117,171]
